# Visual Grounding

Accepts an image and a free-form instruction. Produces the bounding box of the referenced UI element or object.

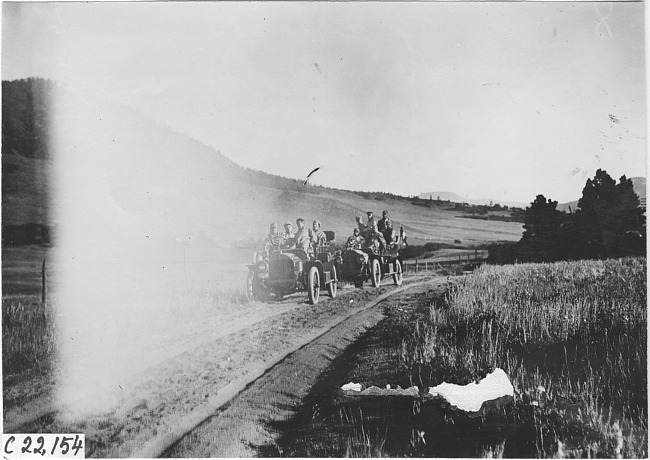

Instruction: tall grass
[400,257,647,457]
[2,295,59,380]
[340,406,388,458]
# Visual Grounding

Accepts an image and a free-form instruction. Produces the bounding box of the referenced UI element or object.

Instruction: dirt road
[164,278,449,458]
[11,276,443,458]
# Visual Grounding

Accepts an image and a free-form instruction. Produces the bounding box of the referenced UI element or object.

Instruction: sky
[2,1,646,203]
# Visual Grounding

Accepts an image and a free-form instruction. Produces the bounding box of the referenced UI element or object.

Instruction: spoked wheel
[371,258,381,288]
[307,266,320,305]
[393,259,403,286]
[327,266,337,298]
[246,270,256,301]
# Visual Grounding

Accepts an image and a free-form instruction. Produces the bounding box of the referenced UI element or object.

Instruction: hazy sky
[3,1,646,203]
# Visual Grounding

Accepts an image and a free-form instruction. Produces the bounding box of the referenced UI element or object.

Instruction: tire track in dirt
[12,277,439,458]
[3,299,317,433]
[160,279,447,458]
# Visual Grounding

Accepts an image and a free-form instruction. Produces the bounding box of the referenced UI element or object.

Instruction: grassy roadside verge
[402,257,647,457]
[266,258,647,457]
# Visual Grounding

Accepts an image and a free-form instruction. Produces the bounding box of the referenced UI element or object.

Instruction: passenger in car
[400,226,409,247]
[346,228,365,250]
[294,218,311,252]
[364,211,386,251]
[263,222,281,253]
[310,219,328,248]
[366,211,377,233]
[378,210,395,246]
[282,222,296,249]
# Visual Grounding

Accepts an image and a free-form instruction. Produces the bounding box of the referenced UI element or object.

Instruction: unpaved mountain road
[163,278,450,458]
[14,275,448,458]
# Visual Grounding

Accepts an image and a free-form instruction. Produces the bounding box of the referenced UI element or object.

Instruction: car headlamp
[256,260,269,273]
[335,256,343,265]
[356,254,366,263]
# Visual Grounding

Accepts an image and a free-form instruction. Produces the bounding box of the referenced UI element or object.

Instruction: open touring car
[246,231,339,305]
[338,225,404,288]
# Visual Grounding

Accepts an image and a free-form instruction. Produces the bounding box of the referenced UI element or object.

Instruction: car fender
[305,259,334,285]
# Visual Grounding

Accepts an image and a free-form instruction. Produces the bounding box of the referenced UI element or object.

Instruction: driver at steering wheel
[346,227,365,250]
[281,222,296,249]
[263,222,284,253]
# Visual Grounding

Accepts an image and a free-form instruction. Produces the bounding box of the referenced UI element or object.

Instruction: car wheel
[393,259,403,286]
[327,266,337,298]
[246,270,256,301]
[307,266,320,305]
[371,258,381,288]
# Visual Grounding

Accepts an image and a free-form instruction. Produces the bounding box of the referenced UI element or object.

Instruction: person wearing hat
[346,227,365,250]
[378,210,395,246]
[294,218,311,252]
[282,222,296,249]
[366,211,377,232]
[263,222,281,253]
[310,219,327,248]
[365,211,386,251]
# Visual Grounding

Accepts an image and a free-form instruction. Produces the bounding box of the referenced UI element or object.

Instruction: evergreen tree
[520,194,568,261]
[575,169,645,258]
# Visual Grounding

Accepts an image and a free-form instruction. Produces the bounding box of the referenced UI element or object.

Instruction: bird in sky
[303,166,321,186]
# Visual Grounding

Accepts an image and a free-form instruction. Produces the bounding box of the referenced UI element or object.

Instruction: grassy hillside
[1,78,523,251]
[2,79,53,228]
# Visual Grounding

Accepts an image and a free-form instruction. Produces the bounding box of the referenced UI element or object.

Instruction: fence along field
[400,257,647,457]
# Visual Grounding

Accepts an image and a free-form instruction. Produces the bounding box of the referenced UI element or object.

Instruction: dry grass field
[401,257,647,457]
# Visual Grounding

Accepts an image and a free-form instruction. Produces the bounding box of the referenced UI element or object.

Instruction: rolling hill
[2,79,524,252]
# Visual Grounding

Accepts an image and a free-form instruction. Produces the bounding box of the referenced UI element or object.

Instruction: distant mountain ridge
[418,191,528,209]
[421,176,646,213]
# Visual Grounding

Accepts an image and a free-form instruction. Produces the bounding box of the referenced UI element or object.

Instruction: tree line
[488,169,645,264]
[2,78,53,160]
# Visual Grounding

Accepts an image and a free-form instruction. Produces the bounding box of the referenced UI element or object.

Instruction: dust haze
[50,88,263,416]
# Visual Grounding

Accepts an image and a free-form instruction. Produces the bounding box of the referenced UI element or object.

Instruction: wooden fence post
[42,259,47,304]
[415,259,419,272]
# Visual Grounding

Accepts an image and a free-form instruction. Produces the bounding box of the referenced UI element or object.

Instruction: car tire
[327,266,337,298]
[371,258,381,288]
[393,259,403,286]
[307,266,320,305]
[246,270,256,301]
